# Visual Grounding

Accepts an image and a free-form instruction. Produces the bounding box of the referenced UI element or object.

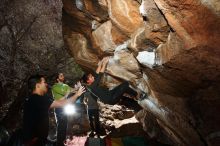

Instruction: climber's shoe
[138,91,148,101]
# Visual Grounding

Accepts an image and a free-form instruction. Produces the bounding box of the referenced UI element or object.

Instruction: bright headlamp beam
[64,104,76,115]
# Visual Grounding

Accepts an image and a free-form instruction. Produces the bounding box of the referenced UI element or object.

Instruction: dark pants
[55,108,67,146]
[88,109,100,135]
[108,81,137,105]
[24,138,47,146]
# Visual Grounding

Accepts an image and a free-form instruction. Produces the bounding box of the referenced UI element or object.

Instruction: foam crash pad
[105,136,148,146]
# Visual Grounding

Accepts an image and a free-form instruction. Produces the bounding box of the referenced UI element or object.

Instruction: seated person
[81,57,146,105]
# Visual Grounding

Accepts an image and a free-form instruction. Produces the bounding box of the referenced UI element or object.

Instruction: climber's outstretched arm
[96,57,110,74]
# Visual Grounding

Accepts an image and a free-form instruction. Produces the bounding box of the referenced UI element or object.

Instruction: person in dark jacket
[81,57,143,105]
[23,75,85,146]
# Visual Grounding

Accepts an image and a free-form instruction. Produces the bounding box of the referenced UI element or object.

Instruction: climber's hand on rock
[102,56,110,65]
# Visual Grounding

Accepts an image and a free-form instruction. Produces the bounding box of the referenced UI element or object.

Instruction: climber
[81,57,147,105]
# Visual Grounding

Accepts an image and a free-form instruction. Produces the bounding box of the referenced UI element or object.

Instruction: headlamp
[64,104,76,115]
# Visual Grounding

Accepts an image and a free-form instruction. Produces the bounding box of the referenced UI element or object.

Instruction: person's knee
[122,81,129,87]
[123,81,129,85]
[108,100,117,105]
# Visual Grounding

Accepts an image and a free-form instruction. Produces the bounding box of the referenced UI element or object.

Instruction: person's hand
[97,60,102,67]
[74,81,82,90]
[75,86,86,97]
[102,56,110,65]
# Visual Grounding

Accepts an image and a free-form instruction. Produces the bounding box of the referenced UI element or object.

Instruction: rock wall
[0,0,83,131]
[62,0,220,145]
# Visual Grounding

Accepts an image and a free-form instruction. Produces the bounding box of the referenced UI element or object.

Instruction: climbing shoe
[139,91,148,100]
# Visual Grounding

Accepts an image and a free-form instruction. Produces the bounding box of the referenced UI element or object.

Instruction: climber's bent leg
[109,81,138,104]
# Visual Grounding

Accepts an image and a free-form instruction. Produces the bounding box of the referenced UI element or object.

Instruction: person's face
[58,73,65,82]
[36,77,48,94]
[87,74,94,84]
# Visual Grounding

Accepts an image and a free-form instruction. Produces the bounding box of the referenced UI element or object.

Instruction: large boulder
[62,0,220,145]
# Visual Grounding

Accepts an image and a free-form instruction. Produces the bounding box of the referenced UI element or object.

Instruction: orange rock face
[92,21,128,54]
[62,0,220,145]
[107,0,143,35]
[154,0,220,49]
